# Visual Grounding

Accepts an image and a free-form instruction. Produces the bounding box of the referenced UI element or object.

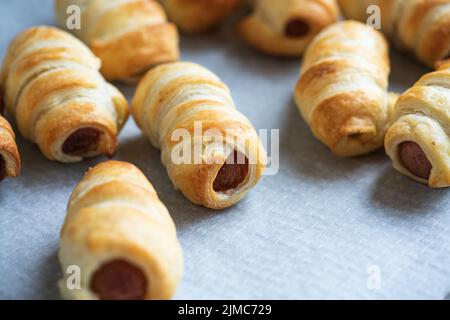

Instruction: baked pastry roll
[55,0,179,82]
[160,0,240,33]
[385,60,450,187]
[0,26,129,163]
[237,0,340,56]
[294,21,395,157]
[338,0,450,68]
[132,62,266,209]
[59,160,183,300]
[0,93,20,181]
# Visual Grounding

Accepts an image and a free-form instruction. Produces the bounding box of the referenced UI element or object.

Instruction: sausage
[62,128,101,156]
[90,259,148,300]
[0,155,6,181]
[398,141,432,180]
[213,151,249,192]
[285,19,310,37]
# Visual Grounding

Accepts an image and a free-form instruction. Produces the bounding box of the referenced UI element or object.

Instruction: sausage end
[62,128,101,156]
[90,259,148,300]
[285,19,310,38]
[213,151,249,192]
[398,141,432,180]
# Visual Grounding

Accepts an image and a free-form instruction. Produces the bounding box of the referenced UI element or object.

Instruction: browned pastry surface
[1,26,129,163]
[132,62,267,209]
[59,161,183,300]
[161,0,240,33]
[385,60,450,187]
[338,0,450,68]
[55,0,179,82]
[237,0,340,56]
[294,21,395,156]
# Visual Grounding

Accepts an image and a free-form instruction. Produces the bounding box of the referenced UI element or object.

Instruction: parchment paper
[1,0,449,300]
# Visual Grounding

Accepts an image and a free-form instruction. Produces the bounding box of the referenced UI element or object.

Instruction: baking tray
[1,0,450,299]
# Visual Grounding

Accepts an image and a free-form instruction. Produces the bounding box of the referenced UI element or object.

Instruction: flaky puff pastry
[338,0,450,68]
[0,93,20,181]
[55,0,179,82]
[237,0,340,56]
[59,160,183,300]
[132,62,266,209]
[385,61,450,187]
[0,26,129,163]
[294,21,396,157]
[160,0,240,33]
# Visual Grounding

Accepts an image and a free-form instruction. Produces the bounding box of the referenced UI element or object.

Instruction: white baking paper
[0,0,449,300]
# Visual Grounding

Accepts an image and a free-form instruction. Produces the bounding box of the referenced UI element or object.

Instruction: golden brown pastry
[237,0,340,56]
[338,0,450,68]
[160,0,240,33]
[132,62,267,209]
[55,0,179,82]
[0,92,20,181]
[385,61,450,187]
[59,160,183,300]
[294,21,396,157]
[1,26,129,163]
